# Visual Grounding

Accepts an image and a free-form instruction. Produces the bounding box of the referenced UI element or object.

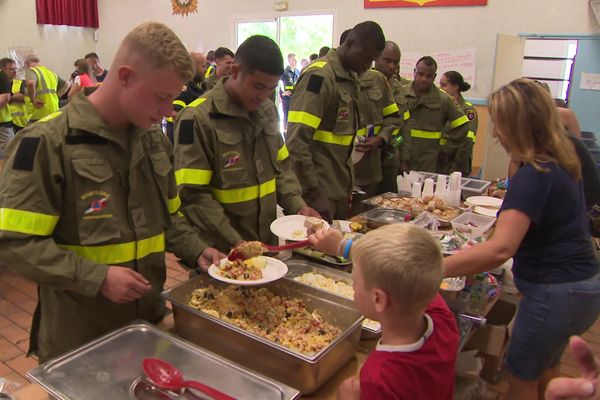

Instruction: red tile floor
[0,253,597,399]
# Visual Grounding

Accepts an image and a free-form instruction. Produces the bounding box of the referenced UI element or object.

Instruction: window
[234,14,334,65]
[522,39,578,102]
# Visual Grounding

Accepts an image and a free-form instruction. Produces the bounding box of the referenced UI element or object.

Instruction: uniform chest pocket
[334,90,355,136]
[366,87,383,102]
[149,151,172,208]
[215,129,249,189]
[71,158,121,246]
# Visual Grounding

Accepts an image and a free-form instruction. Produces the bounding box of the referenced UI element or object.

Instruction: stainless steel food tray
[161,275,363,394]
[27,321,300,400]
[285,258,382,339]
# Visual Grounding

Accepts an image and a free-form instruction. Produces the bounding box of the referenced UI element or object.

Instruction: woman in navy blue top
[444,78,600,400]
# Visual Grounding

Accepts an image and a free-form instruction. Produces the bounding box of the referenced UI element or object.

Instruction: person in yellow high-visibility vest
[24,54,69,123]
[0,57,18,158]
[1,58,29,133]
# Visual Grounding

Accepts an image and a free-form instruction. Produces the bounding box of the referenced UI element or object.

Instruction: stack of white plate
[465,196,503,218]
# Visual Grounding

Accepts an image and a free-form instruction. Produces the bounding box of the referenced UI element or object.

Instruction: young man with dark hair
[174,35,320,253]
[286,21,386,220]
[84,52,108,84]
[375,40,412,192]
[403,56,469,173]
[201,46,235,92]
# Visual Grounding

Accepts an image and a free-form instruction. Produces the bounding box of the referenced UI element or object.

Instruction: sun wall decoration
[171,0,198,16]
[364,0,487,7]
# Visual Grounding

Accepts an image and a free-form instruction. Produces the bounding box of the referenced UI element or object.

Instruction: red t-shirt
[359,294,459,400]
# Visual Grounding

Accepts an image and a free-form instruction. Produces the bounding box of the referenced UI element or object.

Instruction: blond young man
[309,224,459,400]
[0,22,224,362]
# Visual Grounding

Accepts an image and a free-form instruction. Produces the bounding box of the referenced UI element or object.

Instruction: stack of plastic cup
[411,181,422,199]
[422,178,434,198]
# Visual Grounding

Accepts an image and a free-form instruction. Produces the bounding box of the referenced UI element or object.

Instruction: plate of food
[208,256,288,286]
[270,215,330,241]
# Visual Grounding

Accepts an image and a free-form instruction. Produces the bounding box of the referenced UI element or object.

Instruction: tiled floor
[0,254,598,399]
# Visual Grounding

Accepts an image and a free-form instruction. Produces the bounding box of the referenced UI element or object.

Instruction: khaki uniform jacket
[440,95,478,175]
[386,77,412,165]
[354,69,401,186]
[0,93,207,362]
[403,84,469,173]
[286,50,360,203]
[174,79,306,252]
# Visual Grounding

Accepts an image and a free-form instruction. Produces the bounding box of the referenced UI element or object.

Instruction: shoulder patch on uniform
[466,110,476,121]
[65,135,109,145]
[13,137,40,171]
[178,119,194,144]
[307,75,324,94]
[209,112,232,120]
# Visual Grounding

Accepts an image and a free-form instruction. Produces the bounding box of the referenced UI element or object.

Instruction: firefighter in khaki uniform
[174,36,319,253]
[286,21,386,221]
[439,70,478,175]
[351,68,402,215]
[374,41,412,193]
[0,23,224,362]
[403,56,469,173]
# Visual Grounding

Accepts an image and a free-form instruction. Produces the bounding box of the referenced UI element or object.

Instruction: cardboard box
[464,297,518,382]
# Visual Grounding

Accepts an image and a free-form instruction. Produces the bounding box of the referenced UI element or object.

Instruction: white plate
[465,196,503,209]
[473,205,499,218]
[208,257,288,286]
[270,215,330,241]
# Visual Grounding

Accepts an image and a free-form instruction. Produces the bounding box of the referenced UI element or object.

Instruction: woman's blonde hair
[119,22,194,82]
[351,224,443,312]
[488,78,581,180]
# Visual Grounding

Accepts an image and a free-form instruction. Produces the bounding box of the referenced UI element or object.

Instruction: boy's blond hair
[118,22,194,82]
[351,224,443,312]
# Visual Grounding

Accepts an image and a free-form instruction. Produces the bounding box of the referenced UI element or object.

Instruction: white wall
[0,0,96,79]
[2,0,599,98]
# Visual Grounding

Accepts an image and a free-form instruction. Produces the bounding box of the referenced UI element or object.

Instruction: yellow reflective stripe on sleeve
[467,130,476,143]
[165,117,173,123]
[403,110,410,121]
[307,61,327,69]
[187,97,207,108]
[284,86,294,90]
[213,178,276,204]
[313,130,354,146]
[382,103,399,116]
[0,208,59,235]
[277,144,289,161]
[59,233,165,265]
[175,168,213,186]
[465,101,473,106]
[287,111,322,129]
[356,125,382,137]
[450,115,469,128]
[411,130,442,140]
[173,100,186,109]
[392,128,400,136]
[39,111,62,122]
[439,138,447,146]
[167,195,181,214]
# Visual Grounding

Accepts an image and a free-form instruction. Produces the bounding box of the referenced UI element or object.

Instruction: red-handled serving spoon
[228,240,310,261]
[142,358,236,400]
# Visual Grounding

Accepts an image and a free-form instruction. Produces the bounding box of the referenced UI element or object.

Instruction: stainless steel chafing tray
[364,207,411,229]
[161,275,363,394]
[26,321,300,400]
[284,258,382,339]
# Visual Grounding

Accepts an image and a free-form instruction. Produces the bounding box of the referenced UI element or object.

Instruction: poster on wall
[365,0,487,8]
[400,48,477,88]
